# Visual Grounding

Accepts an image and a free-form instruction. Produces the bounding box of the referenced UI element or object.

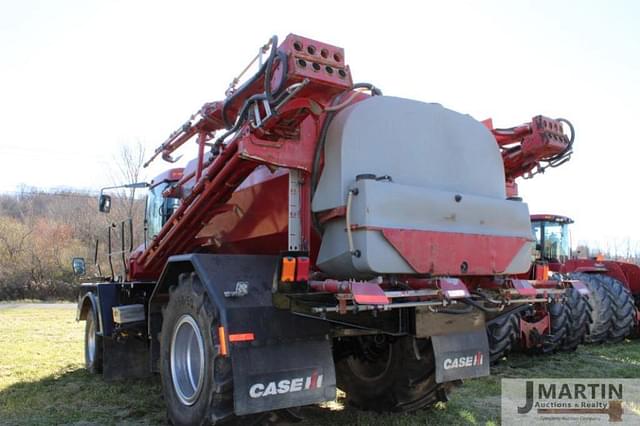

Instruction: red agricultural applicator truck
[73,34,578,424]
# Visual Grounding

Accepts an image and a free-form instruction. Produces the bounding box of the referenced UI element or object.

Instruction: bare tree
[110,141,147,218]
[99,141,149,279]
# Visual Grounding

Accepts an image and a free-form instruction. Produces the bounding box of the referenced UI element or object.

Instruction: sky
[0,0,639,249]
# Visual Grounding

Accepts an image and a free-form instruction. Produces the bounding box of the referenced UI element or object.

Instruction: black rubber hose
[222,36,278,128]
[222,47,289,129]
[353,82,382,96]
[210,93,270,154]
[550,117,575,159]
[432,304,475,315]
[265,49,289,103]
[557,118,575,144]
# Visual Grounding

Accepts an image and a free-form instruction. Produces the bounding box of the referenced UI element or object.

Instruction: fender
[149,254,329,340]
[76,287,102,335]
[148,254,335,414]
[147,254,331,366]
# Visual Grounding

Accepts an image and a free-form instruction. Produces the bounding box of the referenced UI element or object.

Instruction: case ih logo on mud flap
[443,352,484,370]
[431,330,490,383]
[232,340,336,415]
[249,371,323,398]
[235,367,334,415]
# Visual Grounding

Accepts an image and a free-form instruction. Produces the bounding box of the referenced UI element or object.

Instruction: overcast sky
[0,0,638,249]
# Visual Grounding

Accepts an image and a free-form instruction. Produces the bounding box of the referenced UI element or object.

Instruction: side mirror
[72,257,86,276]
[99,194,112,213]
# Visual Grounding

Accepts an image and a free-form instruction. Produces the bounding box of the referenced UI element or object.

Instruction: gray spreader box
[311,96,533,278]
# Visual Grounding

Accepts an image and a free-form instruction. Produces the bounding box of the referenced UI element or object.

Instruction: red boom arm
[484,116,574,197]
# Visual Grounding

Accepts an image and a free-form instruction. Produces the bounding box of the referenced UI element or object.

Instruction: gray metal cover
[312,96,533,277]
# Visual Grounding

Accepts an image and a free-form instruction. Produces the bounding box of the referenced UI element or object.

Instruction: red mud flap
[232,339,336,416]
[431,330,490,383]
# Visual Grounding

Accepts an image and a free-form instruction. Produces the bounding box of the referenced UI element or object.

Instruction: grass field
[1,305,639,425]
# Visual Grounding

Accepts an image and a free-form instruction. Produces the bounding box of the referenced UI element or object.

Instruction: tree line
[0,144,146,301]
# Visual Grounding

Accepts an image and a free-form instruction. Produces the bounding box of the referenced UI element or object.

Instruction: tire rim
[170,314,205,406]
[86,316,96,365]
[346,337,393,382]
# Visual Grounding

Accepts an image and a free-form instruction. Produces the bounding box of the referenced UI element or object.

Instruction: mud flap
[103,336,150,380]
[431,329,490,383]
[232,339,336,416]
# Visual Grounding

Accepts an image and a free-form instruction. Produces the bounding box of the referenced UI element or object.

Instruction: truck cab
[144,168,183,244]
[530,214,573,265]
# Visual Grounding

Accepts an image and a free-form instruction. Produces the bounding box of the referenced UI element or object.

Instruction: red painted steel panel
[381,229,529,275]
[195,170,289,253]
[563,259,640,295]
[617,262,640,294]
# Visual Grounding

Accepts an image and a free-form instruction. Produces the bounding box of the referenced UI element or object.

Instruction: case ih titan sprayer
[528,214,639,344]
[74,34,577,424]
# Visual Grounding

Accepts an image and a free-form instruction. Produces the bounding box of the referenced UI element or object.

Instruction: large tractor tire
[598,274,636,343]
[160,273,237,426]
[486,310,520,364]
[560,287,590,351]
[541,300,569,354]
[568,272,611,344]
[335,335,446,412]
[84,306,103,374]
[516,304,567,354]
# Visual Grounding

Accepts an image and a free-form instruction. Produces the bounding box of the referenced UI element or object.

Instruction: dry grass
[1,305,639,425]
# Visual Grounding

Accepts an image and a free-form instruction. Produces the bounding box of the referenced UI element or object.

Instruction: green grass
[1,306,640,425]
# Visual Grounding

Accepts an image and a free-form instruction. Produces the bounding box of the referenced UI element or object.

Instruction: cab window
[145,183,180,242]
[542,221,570,262]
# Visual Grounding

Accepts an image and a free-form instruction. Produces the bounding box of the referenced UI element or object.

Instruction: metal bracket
[288,169,302,251]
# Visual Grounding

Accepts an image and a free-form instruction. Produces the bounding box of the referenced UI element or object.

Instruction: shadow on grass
[0,366,491,426]
[0,367,165,425]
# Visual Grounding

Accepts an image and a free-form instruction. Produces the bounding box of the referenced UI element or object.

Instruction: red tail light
[296,257,310,281]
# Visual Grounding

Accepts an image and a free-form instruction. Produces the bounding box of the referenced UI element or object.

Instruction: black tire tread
[336,337,445,412]
[487,311,520,364]
[560,287,590,351]
[541,300,569,353]
[598,274,636,343]
[161,273,234,426]
[568,272,611,344]
[84,308,103,374]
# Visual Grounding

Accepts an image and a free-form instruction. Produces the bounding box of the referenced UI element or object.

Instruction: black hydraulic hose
[222,36,289,128]
[262,36,279,102]
[264,49,289,103]
[222,36,277,128]
[548,117,575,161]
[211,43,291,158]
[210,93,270,154]
[352,82,382,96]
[484,303,533,326]
[459,297,490,312]
[432,304,475,315]
[461,296,533,317]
